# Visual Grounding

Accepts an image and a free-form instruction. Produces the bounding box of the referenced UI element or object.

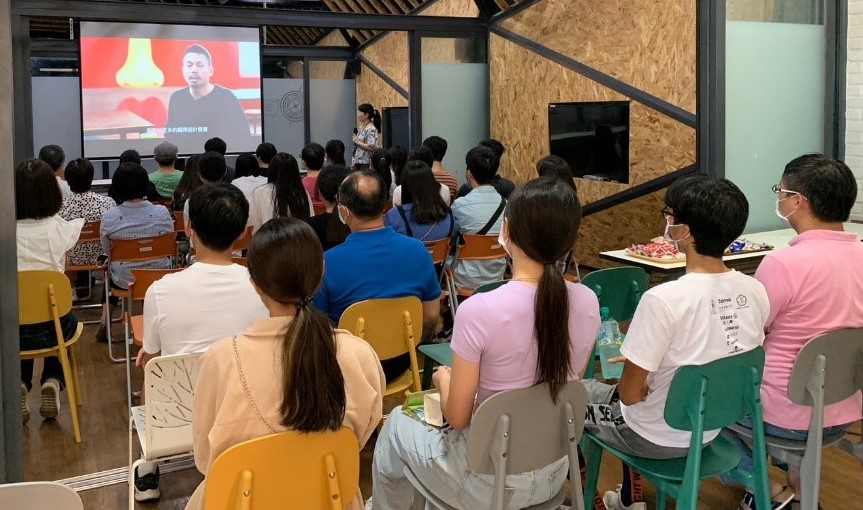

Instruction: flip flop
[738,487,795,510]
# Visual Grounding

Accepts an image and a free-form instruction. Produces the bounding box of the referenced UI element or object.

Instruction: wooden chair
[102,232,176,362]
[424,237,451,299]
[173,211,185,233]
[66,219,102,304]
[0,481,83,510]
[127,268,183,348]
[231,256,248,267]
[444,234,507,314]
[406,382,588,510]
[313,202,327,216]
[18,271,84,443]
[338,297,423,399]
[128,352,202,510]
[232,225,254,252]
[204,429,360,510]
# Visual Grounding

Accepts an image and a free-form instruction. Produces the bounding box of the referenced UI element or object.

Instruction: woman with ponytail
[249,152,314,232]
[370,177,600,509]
[352,103,381,172]
[188,218,385,510]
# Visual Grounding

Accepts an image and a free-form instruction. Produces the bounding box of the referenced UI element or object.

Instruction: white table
[600,223,863,275]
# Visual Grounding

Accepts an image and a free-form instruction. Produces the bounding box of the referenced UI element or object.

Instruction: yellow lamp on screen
[116,38,164,88]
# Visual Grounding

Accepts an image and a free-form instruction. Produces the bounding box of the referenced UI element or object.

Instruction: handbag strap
[396,206,414,238]
[232,336,278,434]
[476,198,506,236]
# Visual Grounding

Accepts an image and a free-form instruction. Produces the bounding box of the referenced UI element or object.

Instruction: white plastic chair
[0,481,83,510]
[127,352,202,509]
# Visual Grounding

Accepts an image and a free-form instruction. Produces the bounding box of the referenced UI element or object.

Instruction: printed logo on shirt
[736,295,749,308]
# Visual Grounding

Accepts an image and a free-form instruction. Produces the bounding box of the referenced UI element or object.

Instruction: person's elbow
[448,414,471,431]
[617,360,650,406]
[422,299,440,326]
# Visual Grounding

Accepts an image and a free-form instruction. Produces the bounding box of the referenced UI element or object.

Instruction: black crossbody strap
[396,206,413,238]
[476,198,506,236]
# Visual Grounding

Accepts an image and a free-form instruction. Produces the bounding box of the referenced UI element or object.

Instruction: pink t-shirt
[755,229,863,430]
[451,280,600,405]
[302,175,322,208]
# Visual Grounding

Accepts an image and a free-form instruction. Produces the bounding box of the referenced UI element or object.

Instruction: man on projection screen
[165,44,252,152]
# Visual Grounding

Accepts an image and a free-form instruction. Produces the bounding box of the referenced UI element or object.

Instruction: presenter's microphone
[352,127,358,145]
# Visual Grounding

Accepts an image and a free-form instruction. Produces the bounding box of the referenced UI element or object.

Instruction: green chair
[580,267,649,380]
[583,347,772,510]
[420,280,508,389]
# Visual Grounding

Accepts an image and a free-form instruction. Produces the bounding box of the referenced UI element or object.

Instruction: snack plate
[624,246,773,264]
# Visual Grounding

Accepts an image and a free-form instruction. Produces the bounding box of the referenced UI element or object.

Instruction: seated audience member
[305,164,351,250]
[456,139,515,199]
[132,184,268,502]
[255,142,277,175]
[385,161,456,242]
[388,145,408,192]
[301,142,326,210]
[120,149,142,165]
[313,171,441,382]
[171,154,203,211]
[392,146,450,206]
[149,141,183,200]
[370,177,599,509]
[371,149,393,198]
[422,136,458,199]
[97,163,174,341]
[59,158,117,269]
[187,218,385,510]
[204,137,235,181]
[584,174,770,510]
[725,155,863,510]
[16,159,84,423]
[108,149,163,204]
[231,152,266,204]
[325,139,347,167]
[181,151,228,232]
[39,144,72,199]
[249,152,314,232]
[537,154,578,192]
[450,145,507,291]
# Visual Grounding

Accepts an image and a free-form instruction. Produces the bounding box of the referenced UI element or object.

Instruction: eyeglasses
[771,184,808,200]
[660,207,674,221]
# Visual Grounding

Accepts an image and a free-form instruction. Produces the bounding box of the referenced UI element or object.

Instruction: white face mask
[497,230,510,256]
[663,221,689,251]
[774,196,798,224]
[337,205,347,224]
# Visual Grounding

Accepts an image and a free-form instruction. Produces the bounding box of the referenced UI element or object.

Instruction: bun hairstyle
[358,103,382,133]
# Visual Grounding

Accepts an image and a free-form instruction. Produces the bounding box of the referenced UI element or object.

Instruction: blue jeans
[721,415,849,485]
[370,407,569,509]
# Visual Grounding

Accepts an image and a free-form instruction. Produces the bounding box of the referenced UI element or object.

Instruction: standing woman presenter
[351,103,381,172]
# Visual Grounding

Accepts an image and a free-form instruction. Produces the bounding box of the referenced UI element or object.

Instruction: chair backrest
[580,267,649,323]
[232,226,254,252]
[204,429,360,510]
[110,232,177,263]
[457,234,506,261]
[231,256,248,267]
[143,352,202,458]
[424,237,451,266]
[338,297,423,362]
[664,347,765,432]
[466,382,587,509]
[313,202,327,216]
[76,220,101,243]
[0,481,83,510]
[128,268,183,302]
[474,280,508,295]
[18,271,73,326]
[174,211,185,233]
[787,329,863,407]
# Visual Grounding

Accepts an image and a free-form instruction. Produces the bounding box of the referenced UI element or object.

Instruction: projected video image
[80,22,262,158]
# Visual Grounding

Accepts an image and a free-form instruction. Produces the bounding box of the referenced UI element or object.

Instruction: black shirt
[165,85,252,150]
[456,175,516,200]
[304,213,348,251]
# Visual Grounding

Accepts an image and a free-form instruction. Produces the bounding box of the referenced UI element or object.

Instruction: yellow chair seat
[384,369,416,399]
[20,323,82,360]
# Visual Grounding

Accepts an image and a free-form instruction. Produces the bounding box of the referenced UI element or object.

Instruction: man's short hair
[408,146,434,168]
[465,145,500,185]
[112,162,150,202]
[65,158,96,193]
[479,139,506,159]
[255,143,277,164]
[15,159,63,220]
[188,183,249,251]
[184,44,212,66]
[782,154,858,223]
[665,174,749,259]
[301,143,326,171]
[199,151,227,183]
[422,136,448,162]
[119,149,141,165]
[38,144,65,171]
[204,137,227,155]
[338,170,386,220]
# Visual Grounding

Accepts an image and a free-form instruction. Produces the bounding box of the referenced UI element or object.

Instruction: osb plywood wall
[311,30,349,80]
[491,0,696,267]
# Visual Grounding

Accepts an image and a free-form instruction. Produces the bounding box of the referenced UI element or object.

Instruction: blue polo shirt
[313,226,441,323]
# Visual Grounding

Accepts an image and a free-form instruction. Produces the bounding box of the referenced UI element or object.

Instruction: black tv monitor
[548,101,630,184]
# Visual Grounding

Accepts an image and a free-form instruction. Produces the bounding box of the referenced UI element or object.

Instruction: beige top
[186,316,385,510]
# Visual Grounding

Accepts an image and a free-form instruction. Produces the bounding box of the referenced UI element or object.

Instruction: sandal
[737,486,795,510]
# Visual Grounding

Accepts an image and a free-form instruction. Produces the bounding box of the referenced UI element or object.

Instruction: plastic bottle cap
[600,307,611,321]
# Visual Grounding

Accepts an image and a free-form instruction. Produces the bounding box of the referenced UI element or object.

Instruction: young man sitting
[584,174,771,510]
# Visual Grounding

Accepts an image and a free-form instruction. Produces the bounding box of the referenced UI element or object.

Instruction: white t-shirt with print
[142,262,269,356]
[620,270,769,448]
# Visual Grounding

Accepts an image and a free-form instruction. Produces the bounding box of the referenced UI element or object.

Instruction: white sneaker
[39,379,61,419]
[603,485,647,510]
[21,384,30,424]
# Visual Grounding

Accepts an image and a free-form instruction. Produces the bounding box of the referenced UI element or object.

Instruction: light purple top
[451,280,600,405]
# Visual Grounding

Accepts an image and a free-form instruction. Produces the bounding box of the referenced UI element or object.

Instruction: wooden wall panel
[502,0,696,112]
[421,0,479,17]
[490,34,695,188]
[311,30,350,80]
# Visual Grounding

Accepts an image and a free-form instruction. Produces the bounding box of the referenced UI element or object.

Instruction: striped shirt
[433,167,459,200]
[100,201,174,289]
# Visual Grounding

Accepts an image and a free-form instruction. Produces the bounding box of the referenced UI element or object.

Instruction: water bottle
[597,307,624,380]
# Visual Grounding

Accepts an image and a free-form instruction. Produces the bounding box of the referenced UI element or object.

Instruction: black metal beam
[582,165,697,217]
[12,13,32,164]
[408,30,422,147]
[12,0,488,32]
[302,56,311,146]
[491,25,697,128]
[474,0,501,21]
[490,0,544,25]
[825,0,847,159]
[29,38,78,58]
[354,0,448,53]
[696,0,725,176]
[355,53,409,100]
[261,45,353,59]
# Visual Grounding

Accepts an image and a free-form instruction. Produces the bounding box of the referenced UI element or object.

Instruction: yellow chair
[204,429,360,510]
[18,271,84,443]
[338,297,423,399]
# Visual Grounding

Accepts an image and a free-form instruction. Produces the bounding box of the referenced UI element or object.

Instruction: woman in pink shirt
[369,177,600,509]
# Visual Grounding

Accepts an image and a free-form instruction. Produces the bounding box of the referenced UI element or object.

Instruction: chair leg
[70,346,83,406]
[583,439,602,507]
[61,355,82,443]
[800,451,820,510]
[655,489,667,510]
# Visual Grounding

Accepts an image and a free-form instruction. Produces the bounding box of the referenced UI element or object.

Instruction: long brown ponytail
[247,218,346,431]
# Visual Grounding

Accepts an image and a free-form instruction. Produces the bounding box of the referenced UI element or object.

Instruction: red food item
[626,239,684,260]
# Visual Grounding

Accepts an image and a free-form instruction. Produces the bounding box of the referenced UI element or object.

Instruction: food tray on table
[624,237,773,264]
